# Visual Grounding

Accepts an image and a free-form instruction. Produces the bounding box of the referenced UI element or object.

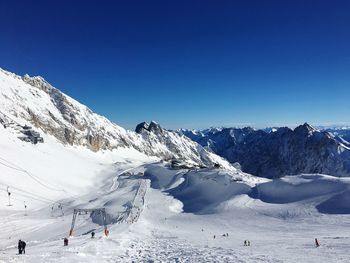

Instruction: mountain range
[179,124,350,178]
[1,67,350,179]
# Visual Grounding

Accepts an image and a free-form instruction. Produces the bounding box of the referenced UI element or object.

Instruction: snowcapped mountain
[181,123,350,178]
[0,68,228,168]
[323,127,350,147]
[135,121,228,168]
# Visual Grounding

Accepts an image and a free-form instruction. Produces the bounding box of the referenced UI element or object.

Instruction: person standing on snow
[18,240,26,254]
[18,240,22,254]
[21,240,26,254]
[315,238,320,247]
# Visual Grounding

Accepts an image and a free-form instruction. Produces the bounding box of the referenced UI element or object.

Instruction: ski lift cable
[1,185,56,204]
[0,187,52,204]
[2,201,21,242]
[0,158,74,194]
[0,183,73,210]
[0,189,26,203]
[0,184,59,204]
[0,155,80,197]
[0,158,66,192]
[0,160,62,191]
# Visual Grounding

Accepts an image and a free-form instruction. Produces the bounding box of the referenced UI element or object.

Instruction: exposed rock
[181,124,350,178]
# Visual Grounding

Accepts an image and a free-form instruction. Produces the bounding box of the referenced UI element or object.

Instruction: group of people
[17,235,321,254]
[244,240,251,246]
[17,231,96,254]
[213,233,229,239]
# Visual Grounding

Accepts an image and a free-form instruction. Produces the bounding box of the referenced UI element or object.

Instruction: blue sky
[0,0,349,130]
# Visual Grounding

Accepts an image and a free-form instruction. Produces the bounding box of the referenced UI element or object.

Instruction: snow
[1,67,350,262]
[1,127,350,262]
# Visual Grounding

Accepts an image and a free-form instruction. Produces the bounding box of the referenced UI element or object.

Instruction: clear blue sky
[0,0,349,130]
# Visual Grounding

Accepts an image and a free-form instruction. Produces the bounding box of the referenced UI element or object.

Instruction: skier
[18,240,22,255]
[247,240,251,246]
[213,235,216,239]
[244,240,247,246]
[64,237,68,246]
[315,238,320,248]
[91,231,95,238]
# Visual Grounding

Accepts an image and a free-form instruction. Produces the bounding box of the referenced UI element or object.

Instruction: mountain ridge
[180,123,350,178]
[0,68,230,169]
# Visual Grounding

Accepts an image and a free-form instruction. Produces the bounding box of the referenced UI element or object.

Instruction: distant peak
[135,122,149,133]
[294,122,317,134]
[135,121,164,134]
[302,122,315,130]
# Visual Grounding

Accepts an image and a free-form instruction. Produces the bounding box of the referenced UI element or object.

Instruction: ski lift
[7,187,12,206]
[24,201,27,216]
[69,208,109,237]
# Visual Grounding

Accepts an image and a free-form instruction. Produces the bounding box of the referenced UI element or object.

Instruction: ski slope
[1,122,350,262]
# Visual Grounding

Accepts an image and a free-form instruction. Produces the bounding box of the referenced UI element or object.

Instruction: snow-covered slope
[0,68,228,168]
[1,67,350,262]
[181,123,350,178]
[324,127,350,147]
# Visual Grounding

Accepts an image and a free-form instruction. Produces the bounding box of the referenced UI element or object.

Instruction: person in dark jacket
[315,238,320,247]
[21,240,26,254]
[18,240,22,254]
[18,240,26,254]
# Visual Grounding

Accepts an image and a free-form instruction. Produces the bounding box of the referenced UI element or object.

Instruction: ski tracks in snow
[114,236,279,263]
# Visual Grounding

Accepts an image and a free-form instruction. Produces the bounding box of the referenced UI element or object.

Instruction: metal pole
[101,209,109,236]
[24,201,27,216]
[69,210,77,236]
[7,187,12,206]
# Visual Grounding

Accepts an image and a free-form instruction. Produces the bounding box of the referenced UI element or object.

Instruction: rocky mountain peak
[294,122,317,135]
[135,121,164,135]
[135,122,149,133]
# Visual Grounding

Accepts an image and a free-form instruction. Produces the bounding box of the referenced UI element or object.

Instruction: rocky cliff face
[135,121,224,167]
[181,124,350,178]
[0,68,230,168]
